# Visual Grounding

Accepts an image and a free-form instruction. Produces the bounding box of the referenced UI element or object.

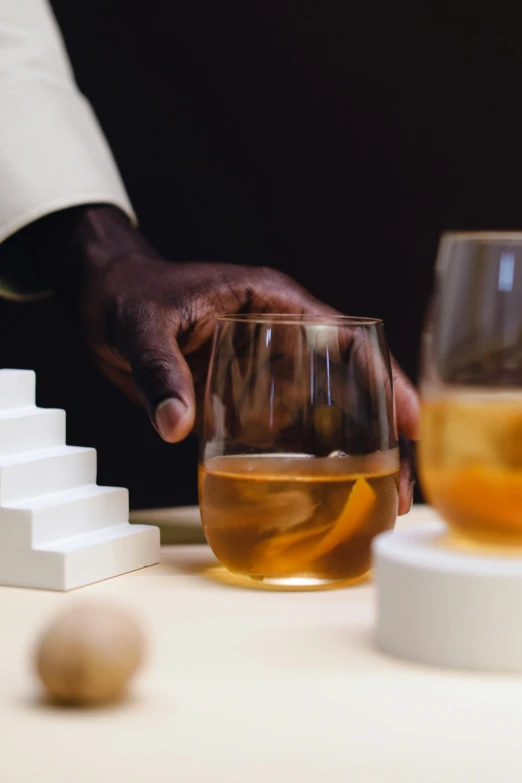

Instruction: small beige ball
[35,602,146,706]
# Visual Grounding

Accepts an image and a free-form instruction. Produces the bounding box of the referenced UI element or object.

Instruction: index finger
[392,358,420,441]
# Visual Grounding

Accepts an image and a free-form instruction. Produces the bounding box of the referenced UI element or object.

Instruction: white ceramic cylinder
[373,522,522,672]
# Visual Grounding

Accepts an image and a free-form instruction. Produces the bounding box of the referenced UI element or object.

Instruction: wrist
[66,205,152,271]
[22,204,141,283]
[53,205,156,311]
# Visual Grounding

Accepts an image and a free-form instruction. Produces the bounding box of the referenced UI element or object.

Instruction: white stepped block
[0,524,159,591]
[0,407,65,456]
[1,485,128,547]
[0,368,160,591]
[0,445,96,504]
[0,369,35,411]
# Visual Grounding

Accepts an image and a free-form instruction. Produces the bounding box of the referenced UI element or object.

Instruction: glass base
[203,564,370,591]
[252,574,361,588]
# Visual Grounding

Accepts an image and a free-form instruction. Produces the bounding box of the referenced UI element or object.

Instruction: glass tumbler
[199,314,399,586]
[419,233,522,545]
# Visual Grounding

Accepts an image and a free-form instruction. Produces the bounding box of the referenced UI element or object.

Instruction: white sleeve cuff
[0,80,136,243]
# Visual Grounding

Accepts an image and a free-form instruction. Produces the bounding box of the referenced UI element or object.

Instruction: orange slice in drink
[253,477,376,575]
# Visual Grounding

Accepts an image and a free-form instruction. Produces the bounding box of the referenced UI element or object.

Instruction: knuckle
[257,266,289,284]
[136,347,174,371]
[252,267,300,302]
[131,350,174,400]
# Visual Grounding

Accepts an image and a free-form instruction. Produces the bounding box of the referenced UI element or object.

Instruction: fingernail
[155,398,189,442]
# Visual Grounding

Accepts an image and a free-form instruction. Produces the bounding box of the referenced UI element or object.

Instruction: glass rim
[441,231,522,243]
[217,313,383,326]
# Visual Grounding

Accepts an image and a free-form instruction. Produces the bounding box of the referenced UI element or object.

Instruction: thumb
[128,326,196,443]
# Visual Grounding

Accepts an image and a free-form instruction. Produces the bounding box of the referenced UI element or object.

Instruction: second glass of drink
[419,233,522,545]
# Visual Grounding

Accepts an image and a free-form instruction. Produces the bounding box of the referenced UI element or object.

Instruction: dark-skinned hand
[42,205,419,514]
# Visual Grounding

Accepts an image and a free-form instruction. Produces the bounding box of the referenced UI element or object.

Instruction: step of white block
[0,370,35,411]
[0,407,65,456]
[0,445,96,504]
[1,484,128,547]
[0,523,159,590]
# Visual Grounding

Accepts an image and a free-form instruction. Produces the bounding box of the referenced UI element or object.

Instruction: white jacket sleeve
[0,0,135,244]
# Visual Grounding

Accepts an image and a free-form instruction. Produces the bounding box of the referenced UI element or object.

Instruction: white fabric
[0,0,134,244]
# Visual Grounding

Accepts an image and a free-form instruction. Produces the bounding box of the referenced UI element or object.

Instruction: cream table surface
[1,505,521,783]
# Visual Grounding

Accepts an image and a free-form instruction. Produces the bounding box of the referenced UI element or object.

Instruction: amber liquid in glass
[199,453,399,584]
[420,392,522,544]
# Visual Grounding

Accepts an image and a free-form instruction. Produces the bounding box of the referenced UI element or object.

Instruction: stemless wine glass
[199,314,399,587]
[419,232,522,545]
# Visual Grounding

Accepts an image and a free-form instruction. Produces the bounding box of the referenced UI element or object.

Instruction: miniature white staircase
[0,369,160,590]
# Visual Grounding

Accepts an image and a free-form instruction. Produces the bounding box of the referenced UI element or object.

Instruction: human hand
[62,206,419,514]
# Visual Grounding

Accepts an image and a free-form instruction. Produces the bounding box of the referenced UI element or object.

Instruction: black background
[1,0,521,508]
